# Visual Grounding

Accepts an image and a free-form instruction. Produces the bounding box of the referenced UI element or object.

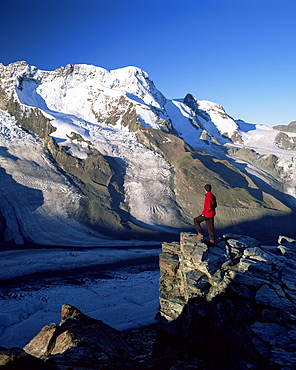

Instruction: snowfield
[15,73,180,229]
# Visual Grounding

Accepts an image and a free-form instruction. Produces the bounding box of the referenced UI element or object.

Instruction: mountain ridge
[0,61,295,246]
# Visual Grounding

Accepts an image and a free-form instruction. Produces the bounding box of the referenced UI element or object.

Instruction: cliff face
[156,233,296,369]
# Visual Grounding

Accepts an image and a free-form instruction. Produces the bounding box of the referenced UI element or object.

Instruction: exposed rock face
[227,146,282,181]
[273,121,296,133]
[183,93,244,145]
[155,232,296,369]
[6,97,56,140]
[274,131,296,150]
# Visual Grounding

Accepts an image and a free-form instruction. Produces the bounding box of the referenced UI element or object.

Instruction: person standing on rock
[194,184,217,245]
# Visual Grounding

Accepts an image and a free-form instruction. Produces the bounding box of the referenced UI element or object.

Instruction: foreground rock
[24,304,133,362]
[2,233,296,369]
[155,232,296,369]
[1,304,156,369]
[0,347,50,369]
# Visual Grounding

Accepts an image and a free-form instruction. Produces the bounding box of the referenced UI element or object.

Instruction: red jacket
[202,191,217,218]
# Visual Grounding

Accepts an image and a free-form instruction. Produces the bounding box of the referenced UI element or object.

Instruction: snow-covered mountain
[0,61,295,245]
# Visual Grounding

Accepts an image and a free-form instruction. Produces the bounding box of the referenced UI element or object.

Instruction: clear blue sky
[1,0,296,126]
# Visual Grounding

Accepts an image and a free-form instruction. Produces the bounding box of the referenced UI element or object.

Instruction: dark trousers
[194,215,215,240]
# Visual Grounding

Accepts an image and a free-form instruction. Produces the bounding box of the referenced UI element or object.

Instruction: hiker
[194,184,217,244]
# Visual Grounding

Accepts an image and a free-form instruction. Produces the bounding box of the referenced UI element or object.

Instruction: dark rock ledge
[1,233,296,369]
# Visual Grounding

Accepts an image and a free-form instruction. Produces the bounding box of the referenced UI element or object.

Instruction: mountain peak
[0,60,295,246]
[183,93,199,113]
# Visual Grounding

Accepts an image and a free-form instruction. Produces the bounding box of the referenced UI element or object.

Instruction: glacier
[0,61,296,246]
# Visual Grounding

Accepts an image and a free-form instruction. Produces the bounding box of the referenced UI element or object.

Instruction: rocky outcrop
[0,304,157,369]
[273,121,296,133]
[20,304,155,369]
[274,131,296,150]
[155,232,296,369]
[227,146,282,180]
[22,304,133,367]
[183,93,244,145]
[6,97,56,140]
[2,234,296,368]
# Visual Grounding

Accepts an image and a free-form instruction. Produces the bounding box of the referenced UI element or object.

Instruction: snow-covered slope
[0,61,295,245]
[0,110,111,245]
[232,121,296,199]
[15,64,182,227]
